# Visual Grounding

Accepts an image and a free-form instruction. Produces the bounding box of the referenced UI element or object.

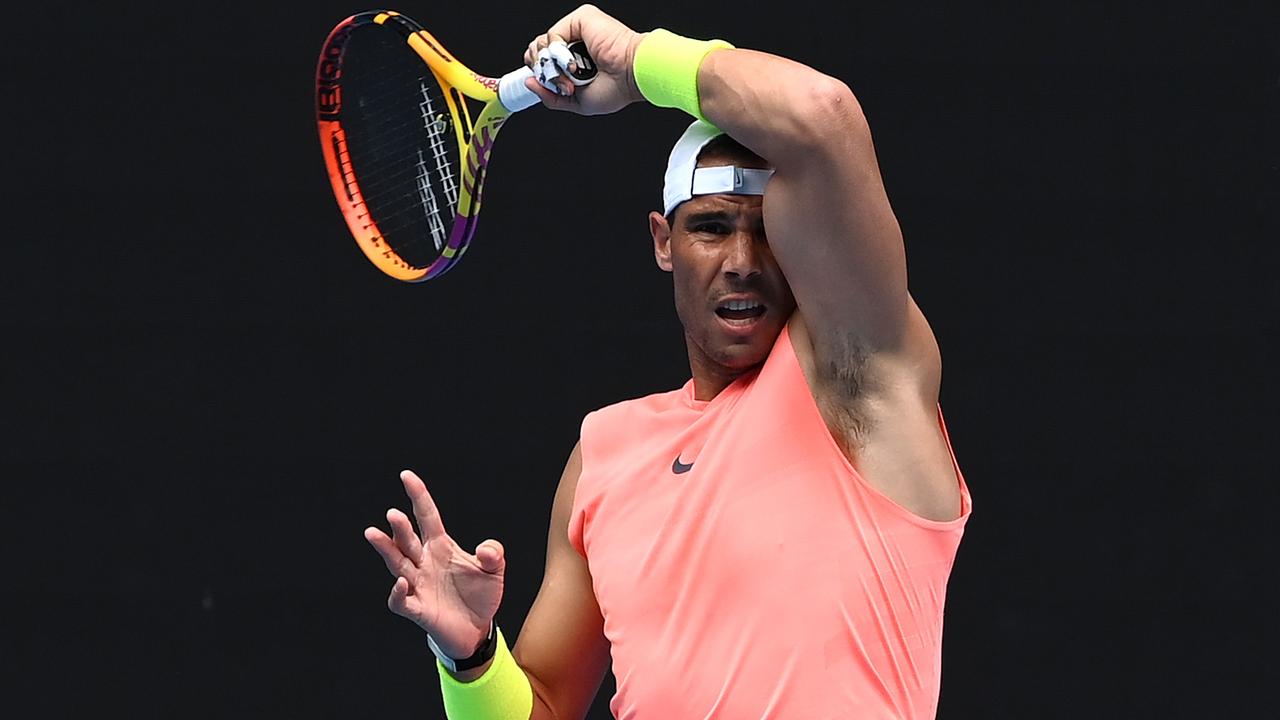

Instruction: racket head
[315,11,507,282]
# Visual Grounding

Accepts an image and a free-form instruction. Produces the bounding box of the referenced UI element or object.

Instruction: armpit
[813,332,876,449]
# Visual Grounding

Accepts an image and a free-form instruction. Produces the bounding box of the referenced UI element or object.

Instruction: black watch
[428,621,498,673]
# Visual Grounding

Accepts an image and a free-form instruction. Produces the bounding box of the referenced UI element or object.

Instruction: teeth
[724,299,760,311]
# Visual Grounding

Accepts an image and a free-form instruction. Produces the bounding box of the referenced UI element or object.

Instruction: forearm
[623,25,909,344]
[436,627,553,720]
[693,47,869,172]
[526,674,560,720]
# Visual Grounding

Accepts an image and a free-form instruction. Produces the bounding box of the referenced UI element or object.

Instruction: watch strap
[428,621,498,673]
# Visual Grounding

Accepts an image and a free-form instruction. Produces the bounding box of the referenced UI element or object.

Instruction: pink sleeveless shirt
[568,326,971,719]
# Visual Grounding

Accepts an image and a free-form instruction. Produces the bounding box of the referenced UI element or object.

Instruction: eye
[690,222,729,235]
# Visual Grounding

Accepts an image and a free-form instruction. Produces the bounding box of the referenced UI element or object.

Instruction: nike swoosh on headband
[690,165,774,196]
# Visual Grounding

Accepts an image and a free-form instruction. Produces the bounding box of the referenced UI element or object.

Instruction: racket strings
[336,55,462,197]
[417,81,460,216]
[340,78,455,184]
[341,31,465,267]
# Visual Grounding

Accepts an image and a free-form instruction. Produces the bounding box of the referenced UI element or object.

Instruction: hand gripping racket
[316,11,596,282]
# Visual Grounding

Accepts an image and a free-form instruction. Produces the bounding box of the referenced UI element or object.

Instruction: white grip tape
[545,42,577,81]
[498,66,540,112]
[535,46,564,93]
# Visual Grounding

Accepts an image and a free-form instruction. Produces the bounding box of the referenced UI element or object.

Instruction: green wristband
[438,628,533,720]
[633,28,733,123]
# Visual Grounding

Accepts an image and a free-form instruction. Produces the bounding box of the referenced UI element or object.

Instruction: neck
[686,338,754,401]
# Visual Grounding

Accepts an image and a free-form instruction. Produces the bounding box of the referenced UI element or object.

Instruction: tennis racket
[316,10,595,282]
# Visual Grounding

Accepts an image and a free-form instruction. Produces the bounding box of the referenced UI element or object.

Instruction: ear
[649,211,673,272]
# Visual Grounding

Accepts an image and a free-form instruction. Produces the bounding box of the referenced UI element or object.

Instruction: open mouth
[715,298,767,327]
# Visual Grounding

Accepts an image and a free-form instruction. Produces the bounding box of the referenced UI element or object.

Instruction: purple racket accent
[318,9,558,282]
[420,121,501,280]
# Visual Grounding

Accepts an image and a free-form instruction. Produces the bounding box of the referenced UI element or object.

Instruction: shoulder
[552,439,585,529]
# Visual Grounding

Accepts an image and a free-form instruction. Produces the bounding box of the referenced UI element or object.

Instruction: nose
[722,230,763,280]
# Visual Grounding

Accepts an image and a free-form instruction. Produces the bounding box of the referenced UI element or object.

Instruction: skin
[649,149,797,401]
[365,6,964,718]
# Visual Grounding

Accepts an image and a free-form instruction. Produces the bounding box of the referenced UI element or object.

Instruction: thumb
[523,75,577,110]
[475,539,506,574]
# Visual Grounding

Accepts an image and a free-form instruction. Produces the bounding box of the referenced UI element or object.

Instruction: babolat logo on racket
[316,22,355,118]
[315,10,597,282]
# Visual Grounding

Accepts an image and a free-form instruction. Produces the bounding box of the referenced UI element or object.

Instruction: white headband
[662,120,774,216]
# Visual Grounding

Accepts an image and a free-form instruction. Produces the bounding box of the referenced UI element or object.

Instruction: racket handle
[498,66,541,112]
[497,41,598,113]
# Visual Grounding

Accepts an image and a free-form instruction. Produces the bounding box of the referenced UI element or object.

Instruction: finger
[535,54,576,97]
[387,508,424,565]
[387,576,415,616]
[364,526,416,579]
[546,5,600,50]
[524,75,575,111]
[545,13,578,48]
[535,47,563,94]
[528,33,550,63]
[400,470,448,542]
[546,41,574,69]
[474,539,506,575]
[546,42,577,95]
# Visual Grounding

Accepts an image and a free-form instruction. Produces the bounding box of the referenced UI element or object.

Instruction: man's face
[649,157,797,374]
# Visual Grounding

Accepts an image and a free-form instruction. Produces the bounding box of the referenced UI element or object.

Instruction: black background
[5,1,1277,717]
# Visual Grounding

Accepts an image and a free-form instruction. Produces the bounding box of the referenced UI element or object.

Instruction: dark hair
[696,134,765,166]
[666,135,767,225]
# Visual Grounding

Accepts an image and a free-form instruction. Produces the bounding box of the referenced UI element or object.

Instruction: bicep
[511,441,610,720]
[762,80,911,354]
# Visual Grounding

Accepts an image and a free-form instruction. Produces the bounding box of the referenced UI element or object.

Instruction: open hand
[364,470,506,659]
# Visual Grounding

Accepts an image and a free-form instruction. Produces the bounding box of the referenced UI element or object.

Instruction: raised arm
[695,50,918,359]
[524,5,938,380]
[522,7,957,520]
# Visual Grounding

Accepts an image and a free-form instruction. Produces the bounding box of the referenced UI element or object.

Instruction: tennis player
[364,5,971,718]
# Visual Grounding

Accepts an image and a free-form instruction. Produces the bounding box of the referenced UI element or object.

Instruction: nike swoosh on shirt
[672,456,694,474]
